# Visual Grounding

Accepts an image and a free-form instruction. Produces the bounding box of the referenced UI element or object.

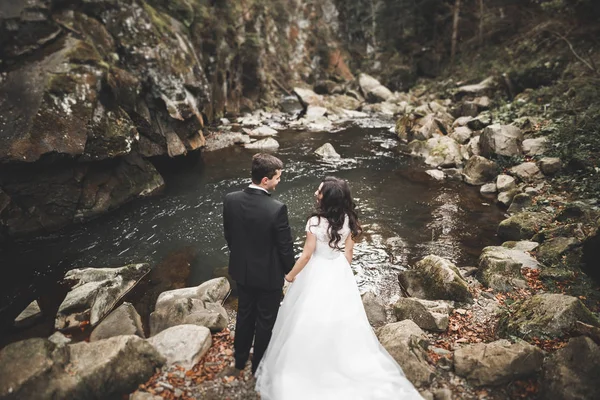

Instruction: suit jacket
[223,187,295,290]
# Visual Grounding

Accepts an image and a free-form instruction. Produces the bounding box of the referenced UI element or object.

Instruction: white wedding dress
[255,216,423,399]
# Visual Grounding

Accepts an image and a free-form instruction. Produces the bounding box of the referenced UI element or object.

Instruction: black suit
[223,187,295,372]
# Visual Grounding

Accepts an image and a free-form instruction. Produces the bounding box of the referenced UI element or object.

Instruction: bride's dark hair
[309,176,362,249]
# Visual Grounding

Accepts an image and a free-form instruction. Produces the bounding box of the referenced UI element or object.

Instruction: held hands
[285,273,295,283]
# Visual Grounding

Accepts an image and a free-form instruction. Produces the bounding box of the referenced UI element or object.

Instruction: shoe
[218,365,242,379]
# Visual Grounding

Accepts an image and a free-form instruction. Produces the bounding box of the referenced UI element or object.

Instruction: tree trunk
[451,0,461,63]
[478,0,484,47]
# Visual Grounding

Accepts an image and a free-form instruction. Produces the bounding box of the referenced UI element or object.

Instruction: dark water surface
[0,123,506,345]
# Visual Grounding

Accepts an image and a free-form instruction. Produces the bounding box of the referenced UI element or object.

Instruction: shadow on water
[0,124,506,347]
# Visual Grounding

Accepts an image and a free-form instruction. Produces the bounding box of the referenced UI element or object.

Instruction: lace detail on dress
[305,216,350,260]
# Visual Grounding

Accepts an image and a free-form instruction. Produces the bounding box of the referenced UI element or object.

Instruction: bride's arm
[285,232,316,282]
[344,234,354,264]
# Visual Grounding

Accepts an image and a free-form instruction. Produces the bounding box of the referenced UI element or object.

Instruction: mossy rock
[478,246,540,292]
[536,236,580,267]
[497,293,600,340]
[497,212,552,241]
[398,255,472,303]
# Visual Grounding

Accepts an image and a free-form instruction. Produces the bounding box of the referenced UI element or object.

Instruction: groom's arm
[274,204,295,273]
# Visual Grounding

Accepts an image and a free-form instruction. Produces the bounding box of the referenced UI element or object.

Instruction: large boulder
[509,162,544,182]
[408,136,463,168]
[523,137,548,156]
[462,155,498,185]
[497,212,552,241]
[478,246,540,291]
[398,255,472,303]
[376,320,434,387]
[454,339,544,386]
[540,336,600,400]
[498,293,600,340]
[361,292,387,327]
[55,263,151,331]
[536,237,580,266]
[479,124,523,157]
[150,298,228,335]
[90,302,145,341]
[147,324,212,370]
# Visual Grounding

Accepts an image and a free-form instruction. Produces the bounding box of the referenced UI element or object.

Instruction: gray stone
[393,298,452,332]
[479,124,523,157]
[478,246,540,291]
[480,183,497,194]
[249,126,278,136]
[48,331,71,346]
[497,188,520,207]
[497,212,552,241]
[509,162,544,182]
[449,126,473,144]
[90,302,145,341]
[496,174,516,192]
[538,157,562,175]
[426,170,445,180]
[14,300,42,328]
[244,137,279,149]
[454,339,544,386]
[293,87,324,107]
[147,325,212,370]
[462,155,498,185]
[523,137,548,156]
[536,237,579,265]
[315,143,341,159]
[541,336,600,400]
[358,73,393,103]
[507,193,532,214]
[361,291,387,327]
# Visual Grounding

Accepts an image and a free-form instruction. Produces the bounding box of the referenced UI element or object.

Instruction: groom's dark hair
[251,153,283,184]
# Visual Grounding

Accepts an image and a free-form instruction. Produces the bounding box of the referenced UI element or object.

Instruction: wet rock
[479,124,523,158]
[204,132,250,151]
[497,212,552,241]
[498,294,600,340]
[150,297,227,335]
[462,155,498,185]
[496,174,516,192]
[509,162,544,182]
[305,106,328,119]
[398,255,472,303]
[426,170,445,180]
[478,246,540,291]
[361,292,387,327]
[14,300,42,328]
[497,188,520,207]
[408,136,463,168]
[279,95,304,115]
[244,138,279,149]
[249,126,278,137]
[55,263,151,331]
[502,240,539,252]
[293,87,324,107]
[541,336,600,400]
[147,325,212,370]
[538,157,562,175]
[358,73,393,103]
[90,302,145,342]
[315,143,341,159]
[392,298,452,332]
[376,320,434,387]
[454,339,544,386]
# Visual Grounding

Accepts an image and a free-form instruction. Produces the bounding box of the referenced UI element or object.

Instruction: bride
[255,176,423,399]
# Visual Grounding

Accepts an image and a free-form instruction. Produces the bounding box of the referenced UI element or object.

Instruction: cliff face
[0,0,352,240]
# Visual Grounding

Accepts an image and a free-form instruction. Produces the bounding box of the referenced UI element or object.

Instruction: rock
[497,188,520,207]
[408,136,463,168]
[507,193,532,214]
[90,302,145,342]
[150,298,228,335]
[244,137,280,149]
[426,170,445,180]
[393,298,452,332]
[376,320,434,387]
[154,278,230,313]
[541,336,600,400]
[502,240,539,252]
[454,339,544,386]
[466,112,492,130]
[362,102,401,116]
[462,155,498,185]
[293,87,324,107]
[249,126,278,136]
[536,237,580,266]
[456,102,479,118]
[473,96,491,110]
[279,95,304,115]
[509,162,544,182]
[326,94,361,111]
[523,137,548,155]
[453,116,473,127]
[478,246,540,292]
[455,77,496,97]
[147,325,212,370]
[48,331,71,346]
[55,264,151,331]
[204,132,251,151]
[398,255,472,302]
[538,157,562,175]
[497,212,552,241]
[130,391,164,400]
[480,183,497,194]
[556,201,600,223]
[315,143,341,159]
[361,292,387,327]
[443,168,463,181]
[14,300,42,328]
[496,174,516,192]
[479,124,523,157]
[465,136,481,158]
[305,106,328,119]
[449,126,473,144]
[433,388,453,400]
[498,294,600,340]
[358,73,393,103]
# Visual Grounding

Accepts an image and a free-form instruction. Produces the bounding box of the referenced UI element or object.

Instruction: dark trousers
[234,282,282,373]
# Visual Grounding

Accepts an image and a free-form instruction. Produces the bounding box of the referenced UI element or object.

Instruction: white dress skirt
[255,216,423,400]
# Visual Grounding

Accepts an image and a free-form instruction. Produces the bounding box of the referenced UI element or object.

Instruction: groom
[222,153,295,375]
